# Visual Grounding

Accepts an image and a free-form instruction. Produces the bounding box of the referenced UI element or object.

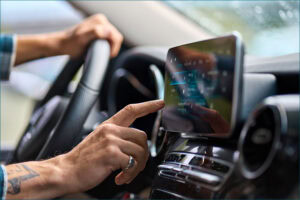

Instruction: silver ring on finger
[123,155,135,172]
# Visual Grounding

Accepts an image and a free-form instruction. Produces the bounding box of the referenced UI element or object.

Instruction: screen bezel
[162,33,244,138]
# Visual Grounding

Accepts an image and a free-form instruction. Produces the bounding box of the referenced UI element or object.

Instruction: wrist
[42,154,73,196]
[40,32,66,57]
[50,153,84,195]
[15,32,65,65]
[6,158,72,199]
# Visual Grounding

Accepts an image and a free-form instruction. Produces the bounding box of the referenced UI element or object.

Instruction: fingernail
[155,99,165,106]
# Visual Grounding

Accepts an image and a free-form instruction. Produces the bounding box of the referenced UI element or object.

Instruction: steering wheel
[9,40,110,163]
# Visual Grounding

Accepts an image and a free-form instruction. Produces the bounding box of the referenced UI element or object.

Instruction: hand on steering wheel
[60,14,123,58]
[11,39,113,163]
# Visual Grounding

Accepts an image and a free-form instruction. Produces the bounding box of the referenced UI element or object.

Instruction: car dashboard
[91,36,299,199]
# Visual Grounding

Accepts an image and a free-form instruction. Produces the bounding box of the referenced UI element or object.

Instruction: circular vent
[236,95,299,198]
[238,104,282,179]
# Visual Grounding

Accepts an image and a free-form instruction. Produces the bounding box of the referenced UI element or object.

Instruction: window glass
[166,1,299,57]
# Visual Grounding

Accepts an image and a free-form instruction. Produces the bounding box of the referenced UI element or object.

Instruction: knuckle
[95,14,107,22]
[92,27,99,34]
[105,145,119,157]
[140,131,147,141]
[101,123,114,133]
[124,104,136,115]
[92,26,103,36]
[103,135,115,146]
[136,146,146,159]
[117,34,124,42]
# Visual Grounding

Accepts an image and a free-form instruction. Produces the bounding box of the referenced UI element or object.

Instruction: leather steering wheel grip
[36,40,110,160]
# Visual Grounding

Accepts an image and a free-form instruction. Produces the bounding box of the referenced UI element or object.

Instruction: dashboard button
[183,169,221,185]
[165,154,180,162]
[165,154,186,163]
[172,167,183,173]
[158,164,174,170]
[189,156,230,174]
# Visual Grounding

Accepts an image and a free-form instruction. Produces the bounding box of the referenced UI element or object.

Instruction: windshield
[166,1,299,57]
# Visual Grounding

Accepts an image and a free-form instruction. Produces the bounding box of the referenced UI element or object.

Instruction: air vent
[238,103,281,179]
[236,95,299,198]
[238,95,299,180]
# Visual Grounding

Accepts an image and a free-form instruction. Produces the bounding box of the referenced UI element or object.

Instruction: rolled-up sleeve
[0,165,7,200]
[0,34,16,81]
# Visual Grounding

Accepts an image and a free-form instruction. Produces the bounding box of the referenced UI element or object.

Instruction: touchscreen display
[162,35,239,135]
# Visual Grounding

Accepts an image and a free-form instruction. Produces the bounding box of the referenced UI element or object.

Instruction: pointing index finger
[106,100,165,127]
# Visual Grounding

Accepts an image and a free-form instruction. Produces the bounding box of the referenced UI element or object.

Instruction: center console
[150,34,244,199]
[149,34,299,199]
[151,136,236,199]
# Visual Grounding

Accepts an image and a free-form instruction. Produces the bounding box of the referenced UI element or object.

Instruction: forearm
[5,155,68,199]
[15,32,65,65]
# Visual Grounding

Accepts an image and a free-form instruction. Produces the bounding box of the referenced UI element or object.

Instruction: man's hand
[56,99,165,193]
[15,14,123,65]
[59,14,123,58]
[6,100,164,199]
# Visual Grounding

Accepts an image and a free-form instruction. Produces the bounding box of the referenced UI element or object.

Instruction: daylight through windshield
[166,1,299,57]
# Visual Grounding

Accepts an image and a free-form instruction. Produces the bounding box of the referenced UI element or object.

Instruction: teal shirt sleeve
[0,165,7,200]
[0,34,16,80]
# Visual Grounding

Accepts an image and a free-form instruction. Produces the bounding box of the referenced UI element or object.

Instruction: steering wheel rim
[10,40,110,162]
